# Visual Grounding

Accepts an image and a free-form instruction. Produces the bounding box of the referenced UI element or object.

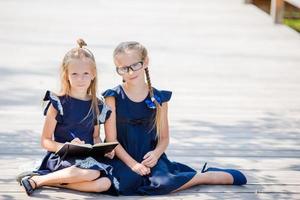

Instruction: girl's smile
[129,75,138,80]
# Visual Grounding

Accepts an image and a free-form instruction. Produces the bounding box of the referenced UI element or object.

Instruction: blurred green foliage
[284,19,300,32]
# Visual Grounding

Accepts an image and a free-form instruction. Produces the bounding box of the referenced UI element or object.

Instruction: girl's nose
[79,75,84,80]
[81,74,88,80]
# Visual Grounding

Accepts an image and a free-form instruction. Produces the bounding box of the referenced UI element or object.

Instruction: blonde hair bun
[77,38,87,48]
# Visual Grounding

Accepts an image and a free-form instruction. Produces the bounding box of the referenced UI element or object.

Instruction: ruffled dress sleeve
[155,89,172,103]
[43,90,64,123]
[145,88,172,109]
[102,89,118,98]
[96,97,112,124]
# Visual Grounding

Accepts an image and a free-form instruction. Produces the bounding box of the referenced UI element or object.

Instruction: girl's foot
[16,171,39,186]
[201,162,247,185]
[21,176,37,196]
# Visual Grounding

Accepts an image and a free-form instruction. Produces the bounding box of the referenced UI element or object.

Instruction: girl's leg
[172,171,233,192]
[29,166,100,189]
[53,177,112,193]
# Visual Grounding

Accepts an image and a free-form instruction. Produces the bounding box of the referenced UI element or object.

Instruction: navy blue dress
[36,91,119,194]
[102,85,197,195]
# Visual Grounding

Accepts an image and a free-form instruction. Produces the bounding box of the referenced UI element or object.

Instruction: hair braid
[145,67,161,139]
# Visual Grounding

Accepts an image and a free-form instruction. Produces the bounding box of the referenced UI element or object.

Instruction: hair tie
[145,95,161,109]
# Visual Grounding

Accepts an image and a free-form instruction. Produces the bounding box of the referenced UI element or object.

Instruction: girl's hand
[70,138,85,144]
[141,151,159,168]
[104,150,115,159]
[131,163,151,176]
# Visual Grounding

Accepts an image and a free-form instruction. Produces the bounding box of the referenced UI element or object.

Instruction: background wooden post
[271,0,285,23]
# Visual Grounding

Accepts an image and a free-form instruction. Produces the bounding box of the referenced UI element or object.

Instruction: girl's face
[67,58,95,93]
[114,50,148,84]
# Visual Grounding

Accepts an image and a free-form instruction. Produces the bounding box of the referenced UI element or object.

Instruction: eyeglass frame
[115,61,144,75]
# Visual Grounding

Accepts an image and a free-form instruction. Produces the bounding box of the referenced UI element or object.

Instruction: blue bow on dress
[145,95,161,109]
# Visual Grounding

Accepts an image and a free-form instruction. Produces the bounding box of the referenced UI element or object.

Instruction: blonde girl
[19,39,118,196]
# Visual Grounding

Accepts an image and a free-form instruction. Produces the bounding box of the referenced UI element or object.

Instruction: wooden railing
[245,0,300,23]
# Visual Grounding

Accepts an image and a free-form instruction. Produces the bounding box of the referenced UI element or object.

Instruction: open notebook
[55,142,119,158]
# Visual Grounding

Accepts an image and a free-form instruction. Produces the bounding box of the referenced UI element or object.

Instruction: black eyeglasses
[116,61,143,75]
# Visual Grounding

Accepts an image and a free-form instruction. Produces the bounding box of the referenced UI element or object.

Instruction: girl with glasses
[102,41,247,195]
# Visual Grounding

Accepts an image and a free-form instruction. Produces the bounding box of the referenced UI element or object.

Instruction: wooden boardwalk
[1,0,300,199]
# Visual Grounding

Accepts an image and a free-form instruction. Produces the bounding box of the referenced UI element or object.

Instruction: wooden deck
[1,0,300,199]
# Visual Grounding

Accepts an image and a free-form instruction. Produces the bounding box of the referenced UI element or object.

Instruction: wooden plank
[285,0,300,8]
[2,184,300,193]
[2,134,300,147]
[4,182,300,191]
[3,170,300,185]
[6,127,300,138]
[1,185,300,200]
[1,148,300,158]
[2,129,300,155]
[2,192,300,200]
[1,156,300,171]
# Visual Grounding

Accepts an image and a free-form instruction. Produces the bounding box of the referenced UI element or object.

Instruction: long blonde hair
[60,39,100,123]
[113,41,162,138]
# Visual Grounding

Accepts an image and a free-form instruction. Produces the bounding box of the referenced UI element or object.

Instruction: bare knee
[92,177,111,192]
[69,166,100,182]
